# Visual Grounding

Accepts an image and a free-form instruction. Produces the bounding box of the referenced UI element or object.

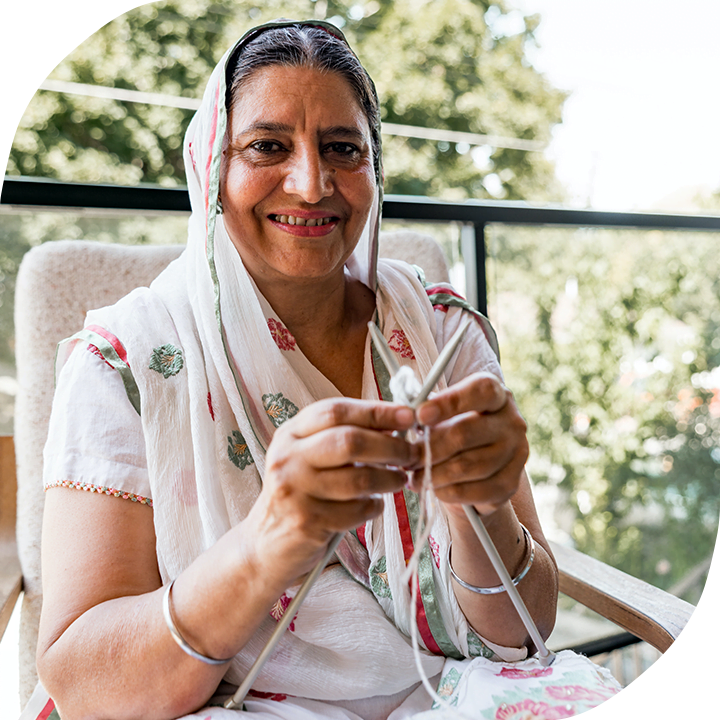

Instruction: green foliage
[8,0,566,201]
[489,225,720,598]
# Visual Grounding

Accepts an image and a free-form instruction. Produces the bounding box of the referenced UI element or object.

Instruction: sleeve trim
[58,327,141,415]
[45,480,153,507]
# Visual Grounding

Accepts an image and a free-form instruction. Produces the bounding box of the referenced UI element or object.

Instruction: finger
[421,403,527,465]
[298,425,420,469]
[416,373,508,426]
[432,451,527,510]
[428,441,516,489]
[287,397,415,439]
[304,466,407,501]
[420,412,491,466]
[295,495,386,536]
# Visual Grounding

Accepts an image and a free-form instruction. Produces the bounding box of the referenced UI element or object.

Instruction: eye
[250,140,284,154]
[325,142,360,157]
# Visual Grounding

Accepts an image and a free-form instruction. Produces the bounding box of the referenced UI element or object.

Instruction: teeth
[272,214,333,226]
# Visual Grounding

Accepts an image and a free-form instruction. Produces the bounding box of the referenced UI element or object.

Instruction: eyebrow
[237,121,293,135]
[236,122,367,142]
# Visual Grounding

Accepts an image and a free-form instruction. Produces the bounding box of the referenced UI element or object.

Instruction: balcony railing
[2,176,718,682]
[4,176,720,316]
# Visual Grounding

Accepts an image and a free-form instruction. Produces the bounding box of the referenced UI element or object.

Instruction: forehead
[227,65,370,136]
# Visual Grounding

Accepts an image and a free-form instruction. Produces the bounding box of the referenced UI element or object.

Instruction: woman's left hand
[412,372,529,517]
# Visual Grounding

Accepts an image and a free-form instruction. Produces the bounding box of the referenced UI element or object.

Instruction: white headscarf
[61,21,504,700]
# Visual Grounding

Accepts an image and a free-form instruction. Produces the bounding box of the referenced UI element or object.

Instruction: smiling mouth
[269,214,337,227]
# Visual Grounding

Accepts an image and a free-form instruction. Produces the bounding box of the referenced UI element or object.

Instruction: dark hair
[225,24,382,183]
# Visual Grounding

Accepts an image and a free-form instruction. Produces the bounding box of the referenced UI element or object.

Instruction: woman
[34,20,563,720]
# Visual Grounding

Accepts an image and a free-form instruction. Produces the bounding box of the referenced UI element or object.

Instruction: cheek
[221,162,276,216]
[346,169,377,219]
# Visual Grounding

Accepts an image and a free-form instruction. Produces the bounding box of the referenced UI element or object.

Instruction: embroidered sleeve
[43,343,152,505]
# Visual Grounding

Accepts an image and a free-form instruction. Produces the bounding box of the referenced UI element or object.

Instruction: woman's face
[219,64,376,286]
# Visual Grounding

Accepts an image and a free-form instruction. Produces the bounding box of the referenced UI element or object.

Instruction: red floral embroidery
[495,699,575,719]
[388,329,415,359]
[270,593,297,631]
[433,304,451,313]
[498,666,553,679]
[428,535,441,568]
[545,685,617,703]
[207,391,215,420]
[188,141,196,169]
[268,318,297,351]
[248,690,288,702]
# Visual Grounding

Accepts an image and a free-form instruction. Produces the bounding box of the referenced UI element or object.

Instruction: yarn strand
[407,426,475,718]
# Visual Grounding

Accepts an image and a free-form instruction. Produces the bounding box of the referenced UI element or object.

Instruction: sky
[513,0,720,212]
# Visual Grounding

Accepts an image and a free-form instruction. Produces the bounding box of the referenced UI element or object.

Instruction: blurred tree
[7,0,566,201]
[488,225,720,601]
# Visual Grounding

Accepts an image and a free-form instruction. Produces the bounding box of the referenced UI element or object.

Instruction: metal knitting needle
[368,314,473,410]
[409,315,472,409]
[367,321,401,377]
[225,531,345,709]
[228,323,407,709]
[228,317,483,708]
[462,505,555,666]
[372,316,554,665]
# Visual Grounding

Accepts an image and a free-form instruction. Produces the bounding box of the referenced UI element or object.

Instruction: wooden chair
[0,235,695,709]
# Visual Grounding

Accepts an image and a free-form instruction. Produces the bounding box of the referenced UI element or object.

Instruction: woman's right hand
[245,397,419,589]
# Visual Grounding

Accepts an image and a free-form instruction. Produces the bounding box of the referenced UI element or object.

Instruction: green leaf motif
[370,555,392,599]
[467,631,494,659]
[432,667,462,709]
[262,392,299,428]
[227,430,254,470]
[149,343,184,378]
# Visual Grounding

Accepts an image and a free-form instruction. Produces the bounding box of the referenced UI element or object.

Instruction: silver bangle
[162,579,234,666]
[448,523,535,595]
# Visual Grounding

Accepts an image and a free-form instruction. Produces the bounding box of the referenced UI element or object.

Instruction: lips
[268,213,340,237]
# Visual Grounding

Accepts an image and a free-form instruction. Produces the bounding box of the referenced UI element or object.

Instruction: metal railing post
[461,221,487,317]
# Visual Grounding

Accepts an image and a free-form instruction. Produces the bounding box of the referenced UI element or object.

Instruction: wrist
[445,502,525,588]
[444,499,511,535]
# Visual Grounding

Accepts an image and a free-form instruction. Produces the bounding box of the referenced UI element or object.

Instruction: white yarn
[389,365,422,407]
[387,361,476,716]
[405,427,475,719]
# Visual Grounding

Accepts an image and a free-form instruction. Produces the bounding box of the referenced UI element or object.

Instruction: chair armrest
[550,542,720,707]
[0,548,22,640]
[0,435,21,640]
[549,540,695,653]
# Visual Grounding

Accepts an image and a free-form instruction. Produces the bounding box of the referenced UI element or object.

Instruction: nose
[282,145,334,204]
